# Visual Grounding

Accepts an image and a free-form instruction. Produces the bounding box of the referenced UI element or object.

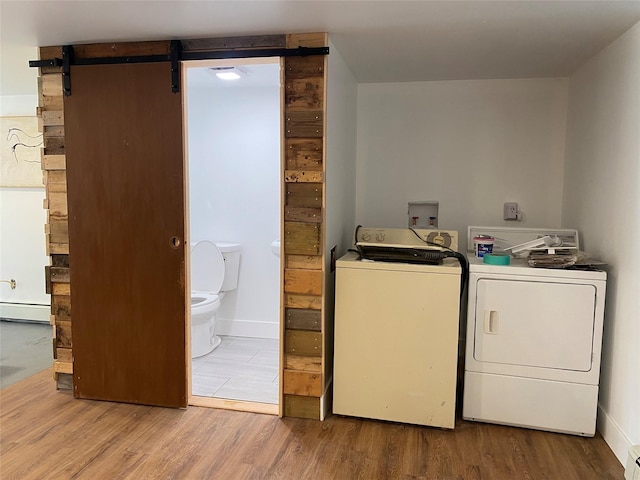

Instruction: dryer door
[473,279,596,372]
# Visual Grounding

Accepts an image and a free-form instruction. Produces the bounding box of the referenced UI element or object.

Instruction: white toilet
[190,241,241,358]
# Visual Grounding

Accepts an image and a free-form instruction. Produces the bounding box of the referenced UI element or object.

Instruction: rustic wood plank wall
[38,46,72,386]
[282,33,328,419]
[37,33,329,418]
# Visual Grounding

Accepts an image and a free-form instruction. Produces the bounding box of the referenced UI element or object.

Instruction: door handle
[169,236,181,249]
[483,310,498,334]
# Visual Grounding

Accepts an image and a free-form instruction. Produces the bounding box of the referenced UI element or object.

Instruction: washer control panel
[356,227,459,251]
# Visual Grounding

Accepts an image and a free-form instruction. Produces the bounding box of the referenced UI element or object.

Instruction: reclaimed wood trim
[40,74,63,97]
[48,266,70,283]
[285,56,324,78]
[38,70,64,106]
[72,41,171,59]
[55,321,72,348]
[48,243,70,255]
[46,182,66,194]
[285,308,321,331]
[51,254,69,268]
[286,33,328,48]
[284,269,322,295]
[52,283,71,296]
[44,170,67,185]
[285,254,322,270]
[53,361,73,374]
[42,155,66,170]
[284,330,322,357]
[56,348,72,363]
[281,34,327,416]
[39,46,63,59]
[283,394,320,419]
[285,183,323,208]
[44,266,52,294]
[189,395,278,416]
[284,222,321,255]
[283,370,322,396]
[285,77,324,110]
[46,220,69,244]
[182,35,286,52]
[46,192,68,218]
[44,136,65,155]
[51,295,71,319]
[286,138,323,171]
[39,46,68,391]
[284,293,322,310]
[285,111,323,138]
[39,94,64,110]
[44,125,65,138]
[284,170,324,183]
[285,206,322,223]
[284,354,322,372]
[42,110,64,127]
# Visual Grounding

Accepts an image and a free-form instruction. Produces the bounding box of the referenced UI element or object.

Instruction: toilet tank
[216,243,241,291]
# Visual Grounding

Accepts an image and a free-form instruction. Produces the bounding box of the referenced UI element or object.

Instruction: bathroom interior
[185,58,282,405]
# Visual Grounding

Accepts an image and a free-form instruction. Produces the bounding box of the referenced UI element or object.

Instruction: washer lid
[191,241,225,293]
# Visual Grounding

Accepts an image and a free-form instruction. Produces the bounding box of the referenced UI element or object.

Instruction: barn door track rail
[30,40,330,96]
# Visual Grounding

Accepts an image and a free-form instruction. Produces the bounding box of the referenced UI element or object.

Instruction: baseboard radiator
[626,445,640,480]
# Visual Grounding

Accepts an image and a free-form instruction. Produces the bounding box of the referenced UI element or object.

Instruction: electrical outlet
[504,202,519,221]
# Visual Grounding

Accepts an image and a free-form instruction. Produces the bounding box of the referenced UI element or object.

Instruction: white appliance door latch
[484,310,499,334]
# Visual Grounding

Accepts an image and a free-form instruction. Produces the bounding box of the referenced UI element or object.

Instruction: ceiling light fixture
[210,66,244,80]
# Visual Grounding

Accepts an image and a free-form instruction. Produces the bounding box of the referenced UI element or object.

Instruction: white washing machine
[333,228,465,428]
[462,226,607,436]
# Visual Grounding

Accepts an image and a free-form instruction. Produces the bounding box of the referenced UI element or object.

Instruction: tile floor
[191,335,279,404]
[0,320,52,389]
[0,321,280,405]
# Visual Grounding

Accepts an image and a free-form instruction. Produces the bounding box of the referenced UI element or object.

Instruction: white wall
[0,94,50,322]
[356,78,568,252]
[324,40,358,408]
[186,67,281,339]
[326,43,358,260]
[563,22,640,463]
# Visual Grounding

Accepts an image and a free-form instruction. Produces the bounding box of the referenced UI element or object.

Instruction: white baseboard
[598,403,633,465]
[216,318,279,339]
[0,303,49,323]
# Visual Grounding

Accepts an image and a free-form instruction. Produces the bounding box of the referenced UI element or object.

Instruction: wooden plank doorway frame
[182,56,283,416]
[37,33,328,419]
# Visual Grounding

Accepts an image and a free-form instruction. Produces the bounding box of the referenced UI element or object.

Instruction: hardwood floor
[0,370,623,479]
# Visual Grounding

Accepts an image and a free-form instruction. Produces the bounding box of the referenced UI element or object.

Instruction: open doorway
[183,58,282,413]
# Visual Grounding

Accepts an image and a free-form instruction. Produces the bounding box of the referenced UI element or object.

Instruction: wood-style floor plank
[0,370,623,479]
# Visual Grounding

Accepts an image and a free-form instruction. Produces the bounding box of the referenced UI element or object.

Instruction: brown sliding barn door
[64,62,187,407]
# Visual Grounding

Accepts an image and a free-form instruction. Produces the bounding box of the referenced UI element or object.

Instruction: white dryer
[462,226,607,436]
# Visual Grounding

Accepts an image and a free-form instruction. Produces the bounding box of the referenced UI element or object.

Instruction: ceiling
[1,0,639,97]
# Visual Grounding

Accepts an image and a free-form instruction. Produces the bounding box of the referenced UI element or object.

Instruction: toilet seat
[189,240,229,358]
[191,292,221,321]
[191,241,225,294]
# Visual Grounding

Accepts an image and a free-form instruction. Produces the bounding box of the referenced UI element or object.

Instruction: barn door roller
[29,41,329,96]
